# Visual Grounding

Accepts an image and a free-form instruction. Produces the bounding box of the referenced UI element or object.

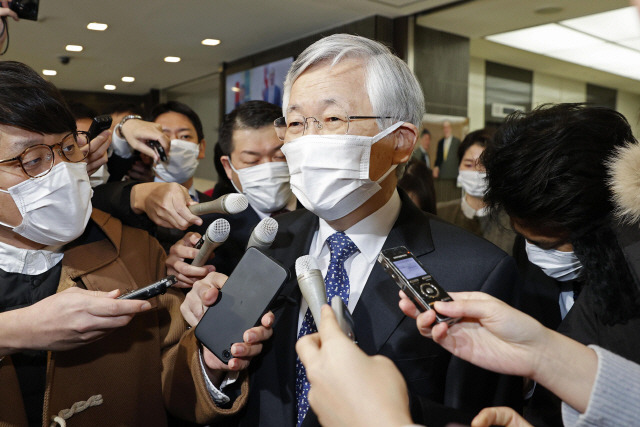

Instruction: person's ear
[392,122,418,164]
[198,139,207,159]
[220,155,235,182]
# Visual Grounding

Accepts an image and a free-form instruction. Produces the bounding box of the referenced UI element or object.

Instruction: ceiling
[3,0,635,96]
[417,0,640,93]
[1,0,456,95]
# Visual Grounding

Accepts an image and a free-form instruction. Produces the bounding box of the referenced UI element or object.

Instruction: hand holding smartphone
[195,247,289,363]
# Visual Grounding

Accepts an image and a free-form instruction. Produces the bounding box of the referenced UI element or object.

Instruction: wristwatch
[115,114,142,138]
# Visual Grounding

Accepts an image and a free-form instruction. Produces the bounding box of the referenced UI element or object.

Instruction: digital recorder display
[393,257,427,279]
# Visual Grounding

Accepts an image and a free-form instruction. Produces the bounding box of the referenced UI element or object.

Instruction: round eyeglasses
[273,112,394,141]
[0,131,91,178]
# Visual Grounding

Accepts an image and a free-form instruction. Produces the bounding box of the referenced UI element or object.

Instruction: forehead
[0,125,44,153]
[287,58,372,115]
[231,125,281,154]
[154,111,196,131]
[462,143,485,160]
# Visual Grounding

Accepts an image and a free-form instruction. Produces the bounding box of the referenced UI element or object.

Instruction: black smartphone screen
[195,247,289,363]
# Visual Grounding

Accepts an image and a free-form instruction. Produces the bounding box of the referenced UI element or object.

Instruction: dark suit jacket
[435,136,461,180]
[234,191,522,427]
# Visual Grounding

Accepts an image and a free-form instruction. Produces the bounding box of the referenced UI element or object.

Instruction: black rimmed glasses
[274,112,394,141]
[0,131,91,178]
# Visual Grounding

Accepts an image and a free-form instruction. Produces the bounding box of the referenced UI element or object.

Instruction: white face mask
[0,162,93,246]
[280,122,402,221]
[525,240,583,281]
[154,139,200,184]
[457,170,488,198]
[229,160,292,213]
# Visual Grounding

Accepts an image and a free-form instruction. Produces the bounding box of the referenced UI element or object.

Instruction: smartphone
[87,115,113,141]
[148,140,167,162]
[9,0,39,21]
[378,246,459,325]
[117,275,177,300]
[331,295,356,342]
[195,247,289,363]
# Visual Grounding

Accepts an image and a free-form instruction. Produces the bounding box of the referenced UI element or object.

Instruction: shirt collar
[461,195,489,219]
[312,189,401,263]
[0,240,64,275]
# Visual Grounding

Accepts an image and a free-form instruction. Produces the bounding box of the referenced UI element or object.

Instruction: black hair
[0,61,76,135]
[213,142,234,193]
[398,159,437,215]
[218,100,282,156]
[105,102,143,117]
[482,103,639,324]
[69,102,97,121]
[150,101,204,141]
[420,128,430,137]
[457,129,492,165]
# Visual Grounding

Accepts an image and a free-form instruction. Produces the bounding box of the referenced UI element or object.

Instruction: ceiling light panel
[202,39,221,46]
[43,69,57,76]
[561,6,640,43]
[486,24,604,55]
[164,56,181,63]
[121,76,135,82]
[65,45,83,52]
[104,84,116,90]
[548,44,640,81]
[87,22,108,31]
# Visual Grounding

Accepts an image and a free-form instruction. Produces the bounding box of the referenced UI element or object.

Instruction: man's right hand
[120,118,170,162]
[166,232,214,288]
[130,182,203,229]
[2,287,151,354]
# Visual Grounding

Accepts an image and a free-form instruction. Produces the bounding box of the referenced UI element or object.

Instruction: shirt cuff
[111,128,134,159]
[198,347,239,406]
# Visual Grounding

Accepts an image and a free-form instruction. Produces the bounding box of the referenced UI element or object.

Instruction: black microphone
[189,193,248,216]
[246,217,278,250]
[295,255,326,327]
[191,218,230,267]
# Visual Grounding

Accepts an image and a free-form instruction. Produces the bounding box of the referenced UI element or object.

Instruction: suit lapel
[353,196,436,355]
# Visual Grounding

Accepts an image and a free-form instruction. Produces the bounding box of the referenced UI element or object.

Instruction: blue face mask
[525,240,583,281]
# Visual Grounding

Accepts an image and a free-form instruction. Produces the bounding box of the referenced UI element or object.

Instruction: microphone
[246,217,278,250]
[189,193,248,216]
[191,218,230,267]
[295,255,326,327]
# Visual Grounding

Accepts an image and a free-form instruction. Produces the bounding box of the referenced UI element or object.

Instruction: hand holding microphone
[189,193,248,216]
[247,217,278,250]
[191,219,230,267]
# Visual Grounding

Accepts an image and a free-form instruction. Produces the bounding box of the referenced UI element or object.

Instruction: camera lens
[222,349,231,359]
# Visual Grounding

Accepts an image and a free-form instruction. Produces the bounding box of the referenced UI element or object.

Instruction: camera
[9,0,39,21]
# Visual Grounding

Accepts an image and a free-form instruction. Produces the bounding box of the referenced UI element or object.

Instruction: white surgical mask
[457,170,488,197]
[154,139,200,184]
[280,122,402,221]
[229,160,292,213]
[525,240,583,281]
[0,162,93,246]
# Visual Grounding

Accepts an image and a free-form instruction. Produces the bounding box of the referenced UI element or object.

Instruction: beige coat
[0,210,247,427]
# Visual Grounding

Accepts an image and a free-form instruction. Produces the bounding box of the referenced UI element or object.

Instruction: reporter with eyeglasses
[0,61,271,426]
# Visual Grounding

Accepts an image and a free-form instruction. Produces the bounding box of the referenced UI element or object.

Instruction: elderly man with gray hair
[182,33,522,427]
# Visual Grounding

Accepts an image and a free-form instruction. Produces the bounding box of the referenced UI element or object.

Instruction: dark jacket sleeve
[91,181,157,233]
[435,138,444,168]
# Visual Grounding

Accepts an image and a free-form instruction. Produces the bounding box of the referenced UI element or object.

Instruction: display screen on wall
[225,57,293,113]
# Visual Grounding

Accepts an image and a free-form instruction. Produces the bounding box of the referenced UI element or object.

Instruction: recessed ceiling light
[121,76,135,83]
[104,84,116,91]
[65,45,83,52]
[42,69,57,76]
[201,39,221,46]
[87,22,108,31]
[164,56,181,63]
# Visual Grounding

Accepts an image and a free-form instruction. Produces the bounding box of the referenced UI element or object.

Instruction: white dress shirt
[297,190,401,331]
[0,240,64,275]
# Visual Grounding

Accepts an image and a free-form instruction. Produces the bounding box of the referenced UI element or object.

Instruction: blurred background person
[437,129,515,255]
[69,102,111,187]
[411,128,433,168]
[0,0,17,53]
[433,120,460,201]
[397,159,437,214]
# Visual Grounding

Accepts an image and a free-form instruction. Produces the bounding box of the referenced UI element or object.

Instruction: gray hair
[282,34,425,130]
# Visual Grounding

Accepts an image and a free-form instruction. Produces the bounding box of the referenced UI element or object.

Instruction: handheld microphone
[295,255,326,327]
[246,217,278,250]
[191,219,230,267]
[189,193,248,216]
